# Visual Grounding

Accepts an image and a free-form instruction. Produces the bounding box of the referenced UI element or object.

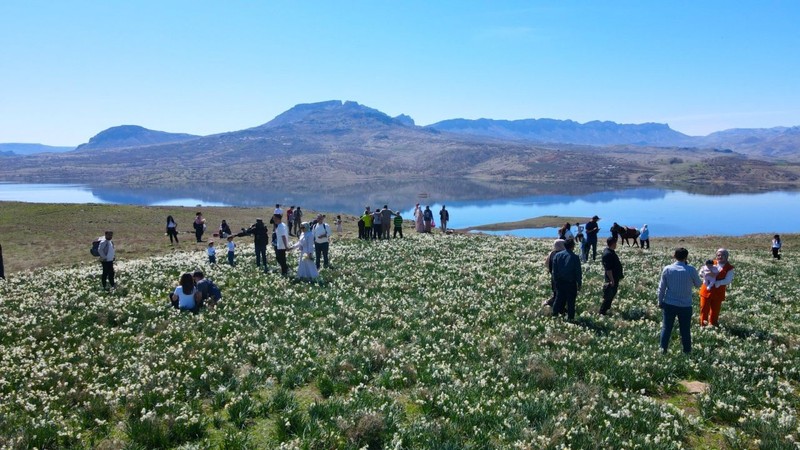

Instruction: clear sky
[1,1,799,145]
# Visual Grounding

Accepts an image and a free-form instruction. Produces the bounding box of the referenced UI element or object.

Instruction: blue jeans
[255,244,267,267]
[661,303,692,353]
[227,251,235,265]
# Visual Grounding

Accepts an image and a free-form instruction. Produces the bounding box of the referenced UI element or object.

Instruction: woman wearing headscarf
[414,203,424,233]
[699,248,735,326]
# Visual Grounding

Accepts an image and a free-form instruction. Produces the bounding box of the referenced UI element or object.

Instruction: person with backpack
[193,270,222,309]
[97,230,116,290]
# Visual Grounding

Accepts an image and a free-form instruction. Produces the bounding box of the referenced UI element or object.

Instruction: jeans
[552,281,578,320]
[315,241,330,268]
[373,224,381,239]
[661,303,692,353]
[194,225,203,242]
[641,239,650,249]
[101,260,115,288]
[255,244,267,267]
[227,251,235,265]
[167,228,179,244]
[600,282,618,315]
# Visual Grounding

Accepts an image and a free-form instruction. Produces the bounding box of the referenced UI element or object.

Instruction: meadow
[0,231,798,449]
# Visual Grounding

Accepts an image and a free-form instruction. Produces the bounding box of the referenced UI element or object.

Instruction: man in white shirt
[313,214,332,270]
[97,230,116,290]
[273,214,290,276]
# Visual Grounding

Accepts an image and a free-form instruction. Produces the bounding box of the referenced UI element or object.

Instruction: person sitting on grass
[193,270,221,309]
[170,272,201,313]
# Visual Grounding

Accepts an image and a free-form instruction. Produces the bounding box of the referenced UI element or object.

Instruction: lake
[0,182,797,238]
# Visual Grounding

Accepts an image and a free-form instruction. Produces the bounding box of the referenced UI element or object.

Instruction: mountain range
[0,100,798,187]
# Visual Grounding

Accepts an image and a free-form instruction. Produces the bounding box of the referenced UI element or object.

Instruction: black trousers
[274,249,287,275]
[600,282,618,315]
[315,242,330,269]
[101,260,115,288]
[552,281,578,320]
[393,226,403,238]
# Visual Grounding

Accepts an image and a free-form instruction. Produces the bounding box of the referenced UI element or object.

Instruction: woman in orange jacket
[699,248,735,326]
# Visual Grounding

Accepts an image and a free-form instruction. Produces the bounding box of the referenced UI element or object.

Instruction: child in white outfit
[699,259,718,289]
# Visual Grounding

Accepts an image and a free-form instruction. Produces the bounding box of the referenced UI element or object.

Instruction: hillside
[0,143,75,155]
[0,101,798,187]
[1,231,798,448]
[74,125,200,151]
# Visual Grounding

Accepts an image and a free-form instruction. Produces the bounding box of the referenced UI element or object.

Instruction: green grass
[0,215,798,448]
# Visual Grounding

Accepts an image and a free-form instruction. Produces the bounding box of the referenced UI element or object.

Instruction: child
[772,235,782,260]
[207,241,216,264]
[226,236,236,266]
[699,259,719,289]
[335,215,343,234]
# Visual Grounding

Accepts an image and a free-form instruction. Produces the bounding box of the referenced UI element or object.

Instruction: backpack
[90,238,103,257]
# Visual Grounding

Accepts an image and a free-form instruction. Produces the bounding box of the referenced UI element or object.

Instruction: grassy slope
[1,201,794,274]
[0,214,798,448]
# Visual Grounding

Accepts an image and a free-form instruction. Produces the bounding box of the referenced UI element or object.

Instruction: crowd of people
[546,215,743,354]
[90,206,786,354]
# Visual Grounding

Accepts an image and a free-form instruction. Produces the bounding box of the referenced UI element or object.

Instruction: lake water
[0,182,797,238]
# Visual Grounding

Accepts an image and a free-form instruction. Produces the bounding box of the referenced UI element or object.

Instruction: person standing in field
[293,207,303,236]
[658,247,702,354]
[290,222,319,281]
[582,215,600,262]
[542,239,566,307]
[273,213,290,276]
[0,243,4,279]
[336,215,343,235]
[639,224,650,249]
[287,207,295,236]
[372,208,382,240]
[226,236,236,266]
[313,214,332,270]
[423,206,433,233]
[551,239,582,320]
[166,215,179,244]
[439,205,450,232]
[193,212,206,243]
[772,235,782,260]
[575,223,584,244]
[414,204,424,233]
[97,230,116,290]
[207,241,216,264]
[599,237,624,315]
[381,205,392,239]
[698,248,735,327]
[393,210,404,238]
[361,207,373,240]
[248,218,269,268]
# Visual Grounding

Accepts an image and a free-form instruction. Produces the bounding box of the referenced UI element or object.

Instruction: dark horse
[610,223,640,247]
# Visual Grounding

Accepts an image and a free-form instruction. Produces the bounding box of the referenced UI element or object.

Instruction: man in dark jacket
[600,237,624,315]
[551,239,582,320]
[248,218,269,268]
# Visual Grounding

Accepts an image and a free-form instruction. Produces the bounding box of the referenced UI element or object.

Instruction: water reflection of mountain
[89,179,795,212]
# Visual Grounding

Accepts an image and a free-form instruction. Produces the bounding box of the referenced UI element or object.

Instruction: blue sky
[1,1,799,145]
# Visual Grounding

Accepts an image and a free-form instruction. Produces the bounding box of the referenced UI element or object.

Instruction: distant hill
[697,126,800,160]
[427,118,695,147]
[0,143,75,155]
[74,125,200,151]
[0,100,797,187]
[428,118,800,162]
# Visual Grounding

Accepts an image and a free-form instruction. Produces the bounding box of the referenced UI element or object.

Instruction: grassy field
[0,201,791,274]
[0,211,797,448]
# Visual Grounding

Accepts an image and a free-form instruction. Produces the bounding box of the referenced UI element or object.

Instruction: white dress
[292,231,319,280]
